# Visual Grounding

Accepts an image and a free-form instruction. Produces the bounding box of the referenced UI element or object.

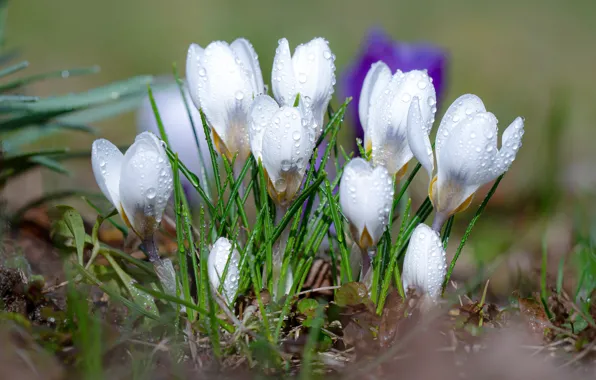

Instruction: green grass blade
[442,216,455,248]
[376,199,411,313]
[299,304,325,380]
[0,60,28,78]
[323,178,352,283]
[0,66,100,92]
[441,175,504,294]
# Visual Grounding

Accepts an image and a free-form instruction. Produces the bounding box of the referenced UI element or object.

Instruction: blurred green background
[5,0,596,292]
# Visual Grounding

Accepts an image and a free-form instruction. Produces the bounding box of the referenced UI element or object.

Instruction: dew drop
[146,187,157,200]
[274,178,287,192]
[281,160,291,171]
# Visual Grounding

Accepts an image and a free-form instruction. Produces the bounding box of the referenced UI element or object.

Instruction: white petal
[136,84,213,182]
[271,38,297,106]
[368,70,436,176]
[248,94,280,162]
[407,97,434,179]
[208,237,240,306]
[197,41,253,161]
[436,94,485,158]
[339,158,394,249]
[391,70,436,133]
[261,105,315,203]
[402,224,447,300]
[367,74,410,174]
[495,116,524,175]
[291,37,336,133]
[185,43,204,111]
[91,138,124,209]
[272,38,336,138]
[435,112,499,214]
[359,61,391,134]
[119,132,173,239]
[230,38,265,94]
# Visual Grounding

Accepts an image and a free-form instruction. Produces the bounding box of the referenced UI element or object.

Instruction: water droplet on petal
[146,187,157,199]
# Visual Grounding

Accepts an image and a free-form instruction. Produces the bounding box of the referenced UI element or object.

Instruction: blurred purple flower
[341,27,448,152]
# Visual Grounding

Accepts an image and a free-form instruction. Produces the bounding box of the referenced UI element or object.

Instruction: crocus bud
[248,94,317,208]
[408,94,525,225]
[208,237,240,306]
[360,62,436,177]
[186,39,265,162]
[271,37,336,139]
[339,158,394,251]
[91,132,173,240]
[402,223,447,300]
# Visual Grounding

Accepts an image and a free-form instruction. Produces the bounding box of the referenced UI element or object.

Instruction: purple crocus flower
[341,27,448,152]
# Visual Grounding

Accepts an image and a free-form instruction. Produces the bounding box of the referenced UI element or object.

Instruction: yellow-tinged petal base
[429,175,475,216]
[264,167,303,208]
[359,226,374,251]
[212,128,233,161]
[119,204,157,241]
[452,193,475,214]
[395,162,409,181]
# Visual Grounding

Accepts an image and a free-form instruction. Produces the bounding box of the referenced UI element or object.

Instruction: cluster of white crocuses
[92,36,336,304]
[340,61,524,300]
[91,35,524,306]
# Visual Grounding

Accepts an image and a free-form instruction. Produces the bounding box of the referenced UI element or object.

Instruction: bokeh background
[5,0,596,294]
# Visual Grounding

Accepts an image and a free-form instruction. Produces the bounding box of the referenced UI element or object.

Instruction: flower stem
[233,160,246,199]
[143,236,178,299]
[272,204,290,298]
[431,212,447,233]
[143,236,161,264]
[361,247,376,288]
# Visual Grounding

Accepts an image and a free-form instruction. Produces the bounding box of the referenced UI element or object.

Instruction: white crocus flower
[92,131,173,241]
[360,62,436,177]
[136,83,213,205]
[186,38,265,163]
[271,37,336,139]
[208,237,240,306]
[339,158,394,277]
[402,223,447,300]
[249,94,316,299]
[248,94,317,208]
[92,132,177,297]
[408,94,525,230]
